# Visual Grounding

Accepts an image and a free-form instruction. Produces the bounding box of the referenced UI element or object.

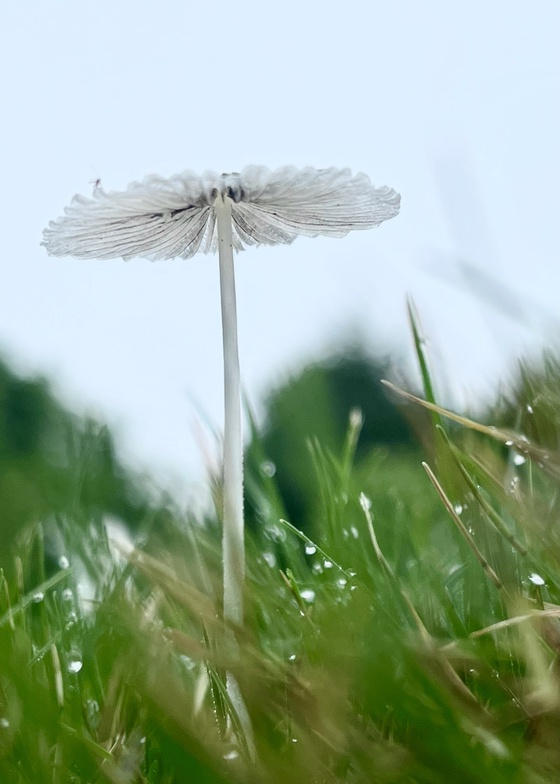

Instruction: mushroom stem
[215,196,256,758]
[215,194,244,627]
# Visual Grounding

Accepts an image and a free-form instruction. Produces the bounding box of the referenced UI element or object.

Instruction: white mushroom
[42,165,401,631]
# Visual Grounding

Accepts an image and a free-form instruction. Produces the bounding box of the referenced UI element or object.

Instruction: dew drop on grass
[509,476,520,493]
[336,577,347,589]
[32,592,44,603]
[65,611,78,629]
[62,588,73,602]
[179,654,196,670]
[312,563,323,574]
[323,560,333,569]
[528,573,545,586]
[288,653,297,661]
[58,555,70,569]
[304,543,317,556]
[453,504,463,515]
[223,749,239,761]
[0,718,9,729]
[67,653,83,674]
[265,525,286,543]
[262,551,276,568]
[86,699,99,728]
[527,404,534,414]
[513,452,526,466]
[300,589,315,603]
[350,526,359,539]
[260,460,276,478]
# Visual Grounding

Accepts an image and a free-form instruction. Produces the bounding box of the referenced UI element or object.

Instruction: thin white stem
[215,195,244,627]
[215,196,255,759]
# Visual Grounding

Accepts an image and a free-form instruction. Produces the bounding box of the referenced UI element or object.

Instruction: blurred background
[0,0,558,504]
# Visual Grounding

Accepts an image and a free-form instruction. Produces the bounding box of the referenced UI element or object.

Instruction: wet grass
[2,325,560,782]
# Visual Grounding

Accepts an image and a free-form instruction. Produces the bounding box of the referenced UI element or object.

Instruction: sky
[1,1,558,500]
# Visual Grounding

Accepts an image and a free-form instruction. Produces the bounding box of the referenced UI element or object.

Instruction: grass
[2,326,560,782]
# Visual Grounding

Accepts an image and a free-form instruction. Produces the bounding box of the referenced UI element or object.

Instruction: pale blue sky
[1,1,558,497]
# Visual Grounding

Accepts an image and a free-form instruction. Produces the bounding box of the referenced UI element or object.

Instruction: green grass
[2,334,560,782]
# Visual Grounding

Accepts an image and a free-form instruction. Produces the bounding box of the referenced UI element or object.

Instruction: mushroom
[42,165,401,632]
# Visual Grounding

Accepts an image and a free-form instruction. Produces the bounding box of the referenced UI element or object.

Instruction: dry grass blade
[422,462,504,592]
[382,379,560,477]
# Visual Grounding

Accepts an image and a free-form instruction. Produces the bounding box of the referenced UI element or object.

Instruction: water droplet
[264,525,286,543]
[62,588,73,602]
[304,544,317,556]
[505,440,513,447]
[453,504,463,515]
[260,460,276,478]
[350,526,359,539]
[86,699,99,728]
[65,611,78,629]
[509,476,520,493]
[323,560,333,569]
[300,589,315,603]
[513,452,526,466]
[291,737,298,743]
[58,555,70,569]
[223,749,239,761]
[262,551,276,568]
[0,718,9,729]
[312,563,323,575]
[288,653,297,661]
[32,592,44,603]
[529,573,545,586]
[336,577,347,588]
[67,653,83,674]
[526,404,534,414]
[179,654,196,670]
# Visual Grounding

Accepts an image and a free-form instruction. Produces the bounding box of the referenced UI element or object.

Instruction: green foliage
[0,361,153,562]
[244,344,421,534]
[2,340,560,781]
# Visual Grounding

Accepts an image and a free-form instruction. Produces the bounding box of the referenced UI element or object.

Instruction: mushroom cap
[42,166,400,261]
